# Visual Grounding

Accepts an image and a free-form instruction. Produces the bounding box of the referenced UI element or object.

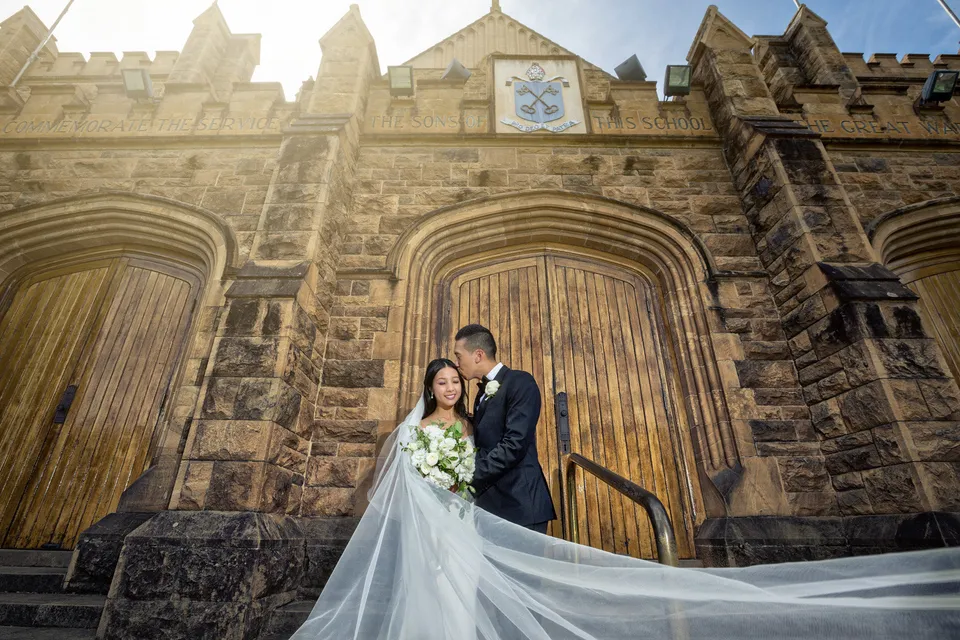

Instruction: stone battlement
[843,52,960,80]
[23,50,181,82]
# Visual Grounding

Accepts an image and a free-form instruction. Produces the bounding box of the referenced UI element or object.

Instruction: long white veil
[291,398,960,639]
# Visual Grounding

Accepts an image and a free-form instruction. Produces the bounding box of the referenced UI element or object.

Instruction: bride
[291,358,960,639]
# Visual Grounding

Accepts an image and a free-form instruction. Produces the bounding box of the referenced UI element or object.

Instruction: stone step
[262,599,313,636]
[0,568,66,594]
[0,626,96,639]
[0,552,71,569]
[0,593,104,629]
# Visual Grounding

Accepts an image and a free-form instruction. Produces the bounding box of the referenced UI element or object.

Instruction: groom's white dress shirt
[478,362,504,407]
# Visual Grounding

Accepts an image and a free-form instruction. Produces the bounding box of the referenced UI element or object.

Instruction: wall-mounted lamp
[441,58,472,81]
[121,68,153,99]
[614,54,646,82]
[921,69,959,104]
[388,65,414,97]
[664,65,692,98]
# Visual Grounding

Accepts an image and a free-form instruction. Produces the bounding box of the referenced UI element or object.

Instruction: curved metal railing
[563,452,679,567]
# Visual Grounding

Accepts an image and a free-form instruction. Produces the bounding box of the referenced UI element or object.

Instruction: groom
[454,324,556,533]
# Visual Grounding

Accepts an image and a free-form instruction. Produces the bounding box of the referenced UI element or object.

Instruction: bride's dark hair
[422,358,470,422]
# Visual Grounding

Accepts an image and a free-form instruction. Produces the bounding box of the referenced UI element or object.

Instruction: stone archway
[0,193,237,548]
[868,196,960,382]
[388,189,737,558]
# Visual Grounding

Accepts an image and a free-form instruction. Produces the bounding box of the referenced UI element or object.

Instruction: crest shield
[514,81,565,123]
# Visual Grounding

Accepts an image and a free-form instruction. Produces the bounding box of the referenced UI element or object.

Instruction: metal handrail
[563,452,679,567]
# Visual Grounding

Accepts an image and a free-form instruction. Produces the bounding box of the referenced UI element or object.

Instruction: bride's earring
[427,391,434,400]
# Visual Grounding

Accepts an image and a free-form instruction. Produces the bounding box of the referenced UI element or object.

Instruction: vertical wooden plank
[0,267,113,547]
[60,271,177,543]
[559,267,603,551]
[579,271,621,554]
[498,272,511,368]
[13,267,156,547]
[508,270,521,370]
[592,272,633,555]
[530,260,559,537]
[631,281,689,556]
[479,275,490,329]
[9,262,198,549]
[547,257,587,545]
[78,275,192,540]
[612,279,655,558]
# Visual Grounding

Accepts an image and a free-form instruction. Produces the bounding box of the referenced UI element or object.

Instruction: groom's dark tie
[474,376,489,415]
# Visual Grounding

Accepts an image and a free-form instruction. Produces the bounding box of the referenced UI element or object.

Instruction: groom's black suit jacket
[472,366,557,527]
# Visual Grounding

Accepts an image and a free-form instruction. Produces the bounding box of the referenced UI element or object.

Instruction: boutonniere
[485,380,500,397]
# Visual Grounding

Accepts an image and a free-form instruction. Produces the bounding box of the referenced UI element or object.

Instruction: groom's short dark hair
[456,324,497,358]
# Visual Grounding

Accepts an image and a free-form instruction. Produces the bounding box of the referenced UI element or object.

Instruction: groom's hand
[472,374,541,494]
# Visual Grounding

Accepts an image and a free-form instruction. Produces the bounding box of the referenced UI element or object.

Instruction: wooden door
[448,258,562,536]
[0,256,197,548]
[909,269,960,382]
[444,254,699,559]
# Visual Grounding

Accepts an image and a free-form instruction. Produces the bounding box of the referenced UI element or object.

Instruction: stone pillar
[691,6,960,563]
[0,7,54,85]
[782,7,859,97]
[212,34,261,97]
[166,3,233,97]
[99,6,380,639]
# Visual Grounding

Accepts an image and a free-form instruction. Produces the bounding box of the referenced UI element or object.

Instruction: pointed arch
[867,195,960,284]
[0,191,238,287]
[390,190,738,483]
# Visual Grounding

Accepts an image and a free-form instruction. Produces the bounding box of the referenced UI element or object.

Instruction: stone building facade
[0,2,958,638]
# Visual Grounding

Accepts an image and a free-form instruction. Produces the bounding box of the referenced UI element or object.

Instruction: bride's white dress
[290,398,960,639]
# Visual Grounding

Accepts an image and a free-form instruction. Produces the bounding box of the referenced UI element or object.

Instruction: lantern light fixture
[388,65,414,97]
[664,65,692,98]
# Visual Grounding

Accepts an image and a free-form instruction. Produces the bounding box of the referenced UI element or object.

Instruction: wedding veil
[291,397,960,639]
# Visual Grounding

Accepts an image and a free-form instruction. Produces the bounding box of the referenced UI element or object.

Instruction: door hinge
[53,385,78,424]
[556,391,570,454]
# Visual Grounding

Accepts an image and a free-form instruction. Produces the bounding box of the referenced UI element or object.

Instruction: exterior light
[614,54,646,82]
[388,65,414,97]
[441,58,472,81]
[664,65,692,97]
[921,69,958,103]
[121,68,153,99]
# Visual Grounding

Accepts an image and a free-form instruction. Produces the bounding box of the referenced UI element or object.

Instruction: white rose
[412,450,426,465]
[441,437,457,451]
[419,463,431,475]
[425,452,440,466]
[485,380,500,396]
[429,439,440,452]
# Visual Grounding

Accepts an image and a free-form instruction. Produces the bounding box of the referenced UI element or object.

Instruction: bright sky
[12,0,960,99]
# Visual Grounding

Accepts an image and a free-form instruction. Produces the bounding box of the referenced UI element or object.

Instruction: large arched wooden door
[906,267,960,382]
[0,255,198,549]
[442,254,701,559]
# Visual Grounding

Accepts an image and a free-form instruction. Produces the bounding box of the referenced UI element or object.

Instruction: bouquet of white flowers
[404,420,476,499]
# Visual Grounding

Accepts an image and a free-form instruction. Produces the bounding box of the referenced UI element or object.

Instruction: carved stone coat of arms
[501,62,580,133]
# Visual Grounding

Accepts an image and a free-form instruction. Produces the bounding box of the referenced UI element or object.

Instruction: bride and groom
[290,325,960,639]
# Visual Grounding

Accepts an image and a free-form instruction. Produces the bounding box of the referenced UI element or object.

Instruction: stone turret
[167,2,260,100]
[0,6,55,86]
[306,3,379,116]
[755,5,860,104]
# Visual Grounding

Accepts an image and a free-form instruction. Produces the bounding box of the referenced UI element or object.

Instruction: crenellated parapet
[0,4,297,140]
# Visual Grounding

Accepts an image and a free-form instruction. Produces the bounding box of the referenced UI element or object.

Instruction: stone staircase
[0,550,102,639]
[260,600,314,639]
[256,559,705,639]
